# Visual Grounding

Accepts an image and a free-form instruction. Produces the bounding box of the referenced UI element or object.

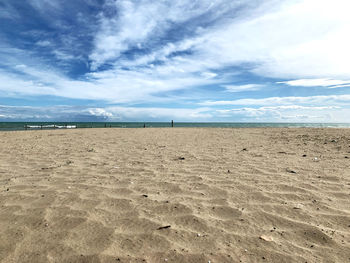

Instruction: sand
[0,128,349,263]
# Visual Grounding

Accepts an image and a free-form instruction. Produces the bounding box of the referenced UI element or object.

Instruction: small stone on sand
[293,204,303,209]
[259,235,273,242]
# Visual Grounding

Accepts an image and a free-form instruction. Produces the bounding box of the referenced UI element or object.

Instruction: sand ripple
[0,128,350,262]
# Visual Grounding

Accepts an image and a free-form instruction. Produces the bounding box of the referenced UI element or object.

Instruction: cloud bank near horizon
[1,0,350,121]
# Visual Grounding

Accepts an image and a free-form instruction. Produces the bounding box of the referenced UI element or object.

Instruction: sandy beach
[0,128,349,263]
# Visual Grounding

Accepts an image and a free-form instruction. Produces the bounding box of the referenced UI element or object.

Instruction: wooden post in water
[144,123,146,128]
[171,120,174,127]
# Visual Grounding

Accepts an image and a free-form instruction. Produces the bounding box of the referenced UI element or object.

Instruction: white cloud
[213,0,350,79]
[87,108,113,117]
[52,50,75,61]
[278,78,350,87]
[217,105,338,115]
[224,84,264,92]
[329,84,350,89]
[36,40,52,47]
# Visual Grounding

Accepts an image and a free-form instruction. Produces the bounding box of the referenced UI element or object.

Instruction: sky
[0,0,350,122]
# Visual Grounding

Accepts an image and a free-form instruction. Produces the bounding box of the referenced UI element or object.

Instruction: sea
[1,122,350,131]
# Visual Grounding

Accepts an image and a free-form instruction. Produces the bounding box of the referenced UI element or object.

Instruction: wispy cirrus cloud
[89,0,254,70]
[278,78,350,89]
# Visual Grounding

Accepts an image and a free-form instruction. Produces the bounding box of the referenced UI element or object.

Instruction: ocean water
[1,122,350,131]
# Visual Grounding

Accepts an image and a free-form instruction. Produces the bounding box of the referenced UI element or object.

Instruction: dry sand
[0,128,349,263]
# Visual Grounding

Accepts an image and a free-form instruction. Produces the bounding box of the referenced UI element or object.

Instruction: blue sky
[1,0,350,122]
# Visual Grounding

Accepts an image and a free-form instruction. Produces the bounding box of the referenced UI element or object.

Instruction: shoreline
[2,126,350,134]
[1,122,350,132]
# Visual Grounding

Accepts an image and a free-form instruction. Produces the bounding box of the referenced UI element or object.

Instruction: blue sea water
[1,122,350,131]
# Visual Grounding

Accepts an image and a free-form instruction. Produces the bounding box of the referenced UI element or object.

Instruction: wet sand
[0,128,349,263]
